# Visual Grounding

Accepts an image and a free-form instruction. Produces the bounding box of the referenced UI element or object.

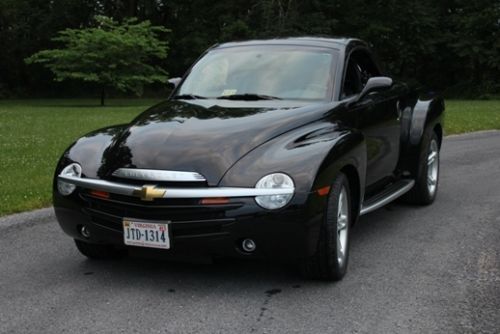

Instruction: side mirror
[167,77,182,89]
[358,76,393,100]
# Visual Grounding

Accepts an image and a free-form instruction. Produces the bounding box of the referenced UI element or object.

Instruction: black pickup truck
[54,37,444,281]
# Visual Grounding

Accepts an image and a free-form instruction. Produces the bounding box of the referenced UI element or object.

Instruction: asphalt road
[1,131,499,334]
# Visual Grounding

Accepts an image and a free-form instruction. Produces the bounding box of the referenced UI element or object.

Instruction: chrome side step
[360,179,415,216]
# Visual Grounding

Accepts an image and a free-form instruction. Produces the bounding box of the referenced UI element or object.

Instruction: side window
[356,50,380,86]
[341,49,381,99]
[342,59,363,99]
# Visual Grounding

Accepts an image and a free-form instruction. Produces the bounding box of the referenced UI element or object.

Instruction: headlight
[57,163,82,196]
[255,173,294,209]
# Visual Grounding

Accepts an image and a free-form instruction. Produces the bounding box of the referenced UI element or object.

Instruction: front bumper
[58,174,295,200]
[54,187,326,261]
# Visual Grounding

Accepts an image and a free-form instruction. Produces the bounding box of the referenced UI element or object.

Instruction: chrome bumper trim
[112,168,206,182]
[58,175,294,199]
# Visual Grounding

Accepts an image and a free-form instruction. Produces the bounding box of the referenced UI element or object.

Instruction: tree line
[1,0,499,99]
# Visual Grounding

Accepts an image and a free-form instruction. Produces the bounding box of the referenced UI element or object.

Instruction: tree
[25,15,169,105]
[0,0,95,97]
[446,0,500,96]
[0,0,497,98]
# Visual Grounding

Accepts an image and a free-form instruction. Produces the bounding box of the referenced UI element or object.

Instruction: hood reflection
[96,100,336,185]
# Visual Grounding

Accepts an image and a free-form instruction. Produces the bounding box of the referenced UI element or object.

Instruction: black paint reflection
[97,128,134,179]
[132,100,277,126]
[91,100,335,185]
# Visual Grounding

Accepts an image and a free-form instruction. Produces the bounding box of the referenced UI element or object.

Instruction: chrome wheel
[337,187,349,266]
[300,173,350,281]
[427,139,439,196]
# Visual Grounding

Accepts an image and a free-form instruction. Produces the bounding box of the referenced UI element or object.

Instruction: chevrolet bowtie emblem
[133,185,166,201]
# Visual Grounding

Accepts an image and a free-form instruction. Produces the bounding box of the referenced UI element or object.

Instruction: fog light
[80,225,91,239]
[241,238,256,252]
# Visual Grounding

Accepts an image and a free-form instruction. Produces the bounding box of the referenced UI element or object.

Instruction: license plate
[123,218,170,249]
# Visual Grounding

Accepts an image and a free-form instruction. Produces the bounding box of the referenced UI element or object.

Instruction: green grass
[0,98,499,217]
[445,100,500,135]
[0,99,160,216]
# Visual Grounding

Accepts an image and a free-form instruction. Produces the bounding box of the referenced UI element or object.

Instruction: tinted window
[178,46,338,101]
[342,49,381,99]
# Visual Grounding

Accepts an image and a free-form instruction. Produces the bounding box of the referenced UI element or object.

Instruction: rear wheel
[74,239,126,260]
[300,173,351,281]
[403,130,440,205]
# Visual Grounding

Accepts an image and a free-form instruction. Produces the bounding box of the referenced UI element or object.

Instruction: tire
[403,130,440,205]
[300,172,352,281]
[74,239,126,260]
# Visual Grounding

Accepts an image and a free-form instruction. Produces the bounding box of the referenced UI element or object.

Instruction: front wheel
[300,173,351,281]
[403,130,440,205]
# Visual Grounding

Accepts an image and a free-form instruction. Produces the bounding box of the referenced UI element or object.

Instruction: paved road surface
[1,131,499,334]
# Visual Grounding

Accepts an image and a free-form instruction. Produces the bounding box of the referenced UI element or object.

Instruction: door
[342,49,400,187]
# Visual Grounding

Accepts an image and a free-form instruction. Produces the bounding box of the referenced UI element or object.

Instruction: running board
[360,179,415,216]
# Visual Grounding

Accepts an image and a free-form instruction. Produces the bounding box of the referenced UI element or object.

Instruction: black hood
[97,99,337,185]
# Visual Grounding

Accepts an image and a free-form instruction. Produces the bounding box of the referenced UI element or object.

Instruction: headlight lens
[57,163,82,196]
[255,173,294,209]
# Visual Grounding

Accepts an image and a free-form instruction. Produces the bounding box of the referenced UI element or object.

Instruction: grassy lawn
[0,98,499,216]
[0,99,160,216]
[445,100,500,135]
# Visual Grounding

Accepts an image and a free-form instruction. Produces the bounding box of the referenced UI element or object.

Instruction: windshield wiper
[172,94,208,100]
[216,94,281,101]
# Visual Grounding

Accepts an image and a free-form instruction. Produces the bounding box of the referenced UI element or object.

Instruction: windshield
[176,46,337,101]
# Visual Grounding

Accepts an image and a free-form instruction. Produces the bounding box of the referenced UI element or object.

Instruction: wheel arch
[310,129,366,226]
[340,164,361,225]
[433,123,443,148]
[398,94,445,176]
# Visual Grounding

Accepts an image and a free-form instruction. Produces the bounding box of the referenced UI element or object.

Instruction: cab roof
[214,37,366,51]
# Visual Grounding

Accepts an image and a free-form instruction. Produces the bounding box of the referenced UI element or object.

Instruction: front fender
[54,124,127,179]
[219,121,366,203]
[219,121,366,258]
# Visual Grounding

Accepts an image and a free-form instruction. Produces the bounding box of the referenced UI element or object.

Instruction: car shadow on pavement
[66,202,430,289]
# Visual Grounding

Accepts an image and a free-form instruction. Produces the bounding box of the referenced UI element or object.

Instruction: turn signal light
[316,186,331,196]
[89,190,110,199]
[200,197,229,205]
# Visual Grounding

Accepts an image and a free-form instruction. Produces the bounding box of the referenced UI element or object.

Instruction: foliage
[25,16,169,104]
[1,0,499,98]
[445,0,500,96]
[0,0,95,96]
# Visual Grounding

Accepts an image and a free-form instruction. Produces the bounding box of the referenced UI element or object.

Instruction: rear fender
[399,94,444,175]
